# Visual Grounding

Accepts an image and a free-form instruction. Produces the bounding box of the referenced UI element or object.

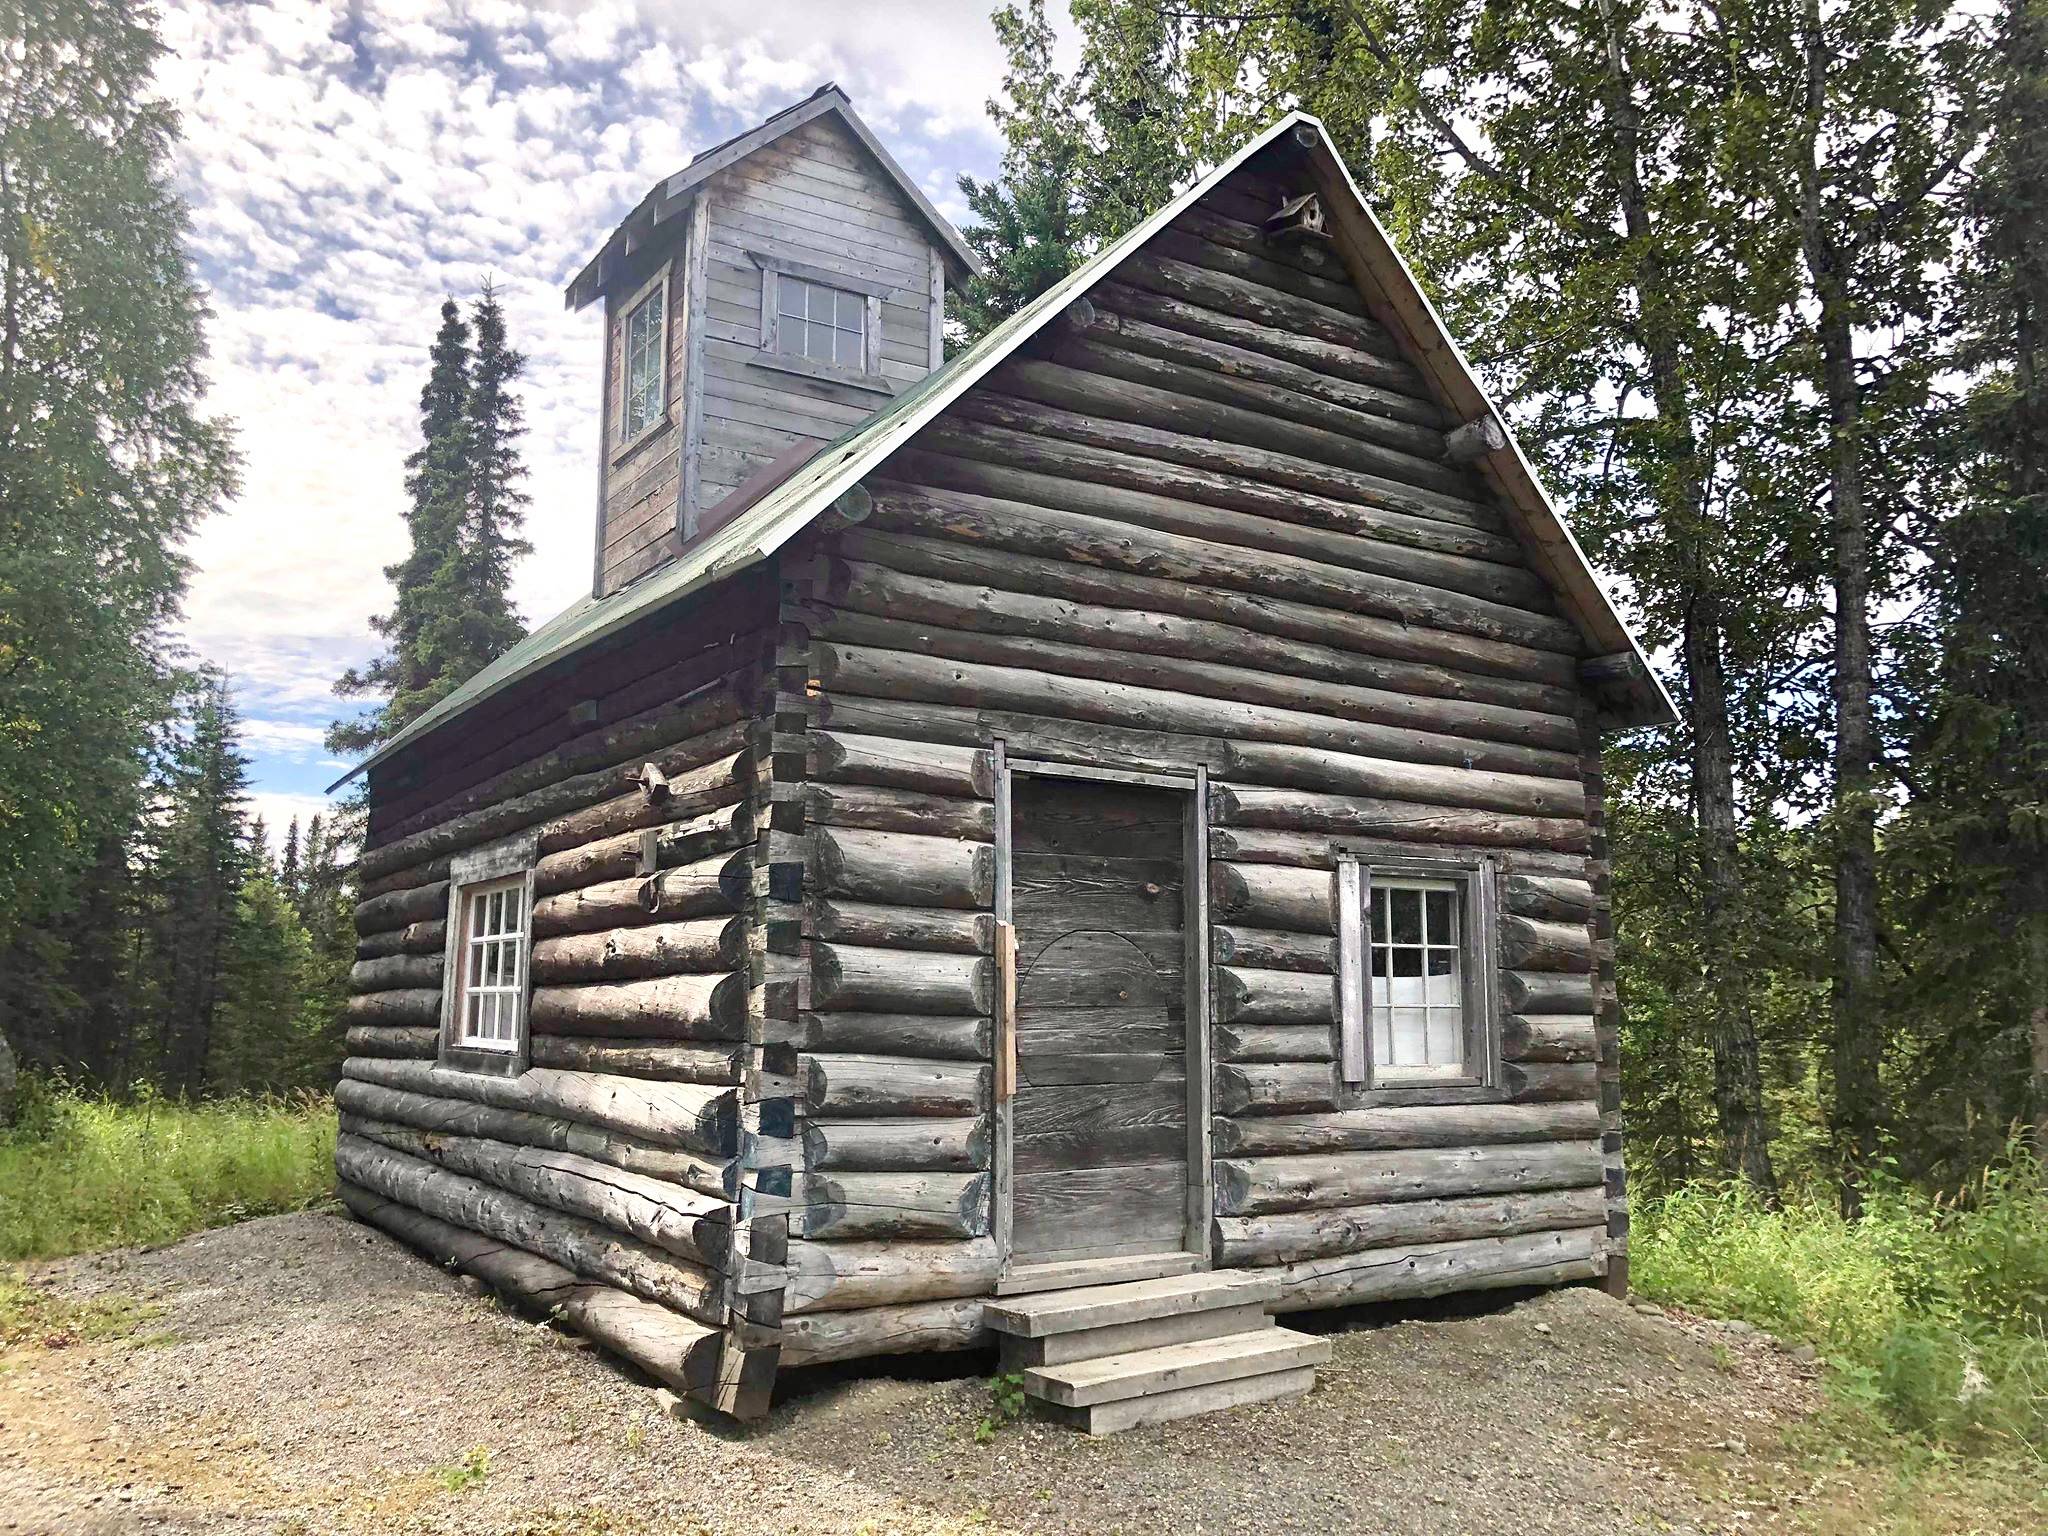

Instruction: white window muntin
[454,874,527,1052]
[621,279,666,441]
[776,275,866,369]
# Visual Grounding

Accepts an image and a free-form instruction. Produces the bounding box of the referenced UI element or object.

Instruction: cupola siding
[336,95,1671,1425]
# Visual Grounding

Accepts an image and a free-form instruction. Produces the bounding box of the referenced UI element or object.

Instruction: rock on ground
[0,1210,1826,1535]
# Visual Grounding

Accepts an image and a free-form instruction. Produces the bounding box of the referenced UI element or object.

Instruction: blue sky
[153,1,1038,844]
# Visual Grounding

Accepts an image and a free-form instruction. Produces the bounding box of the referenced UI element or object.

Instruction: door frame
[990,745,1213,1281]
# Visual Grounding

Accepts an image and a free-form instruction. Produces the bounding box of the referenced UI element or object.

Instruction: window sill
[612,413,673,467]
[1341,1079,1507,1108]
[748,351,895,397]
[436,1043,527,1078]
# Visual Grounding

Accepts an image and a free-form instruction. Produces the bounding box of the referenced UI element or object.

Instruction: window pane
[835,324,862,368]
[1390,946,1422,977]
[1370,897,1387,941]
[837,288,863,328]
[504,888,522,931]
[1388,966,1426,1009]
[1426,958,1460,1007]
[1390,888,1421,943]
[1427,1009,1461,1066]
[779,279,809,321]
[1371,1013,1392,1066]
[624,292,663,437]
[1426,889,1455,942]
[1389,1007,1428,1064]
[471,896,486,939]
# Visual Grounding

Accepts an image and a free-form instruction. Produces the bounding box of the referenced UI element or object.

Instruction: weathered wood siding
[342,568,780,1402]
[765,153,1614,1364]
[597,226,696,597]
[694,115,942,514]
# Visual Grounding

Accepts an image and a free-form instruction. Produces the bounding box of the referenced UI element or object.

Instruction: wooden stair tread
[985,1268,1282,1337]
[1024,1326,1331,1407]
[1047,1366,1320,1435]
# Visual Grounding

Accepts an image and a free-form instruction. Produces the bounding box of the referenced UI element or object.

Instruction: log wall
[761,153,1611,1363]
[344,584,779,1404]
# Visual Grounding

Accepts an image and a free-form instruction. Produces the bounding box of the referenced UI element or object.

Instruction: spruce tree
[151,670,252,1097]
[279,816,302,904]
[329,299,473,756]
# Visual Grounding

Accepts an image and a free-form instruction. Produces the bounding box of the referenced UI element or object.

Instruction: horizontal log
[344,1024,437,1059]
[1501,1015,1598,1064]
[777,1296,986,1367]
[530,849,752,937]
[1223,739,1583,818]
[1270,1226,1606,1310]
[816,605,1579,777]
[778,1012,991,1062]
[527,1037,745,1082]
[1208,826,1590,875]
[802,1054,990,1117]
[1215,1185,1607,1267]
[356,919,446,961]
[1499,915,1593,973]
[344,989,441,1028]
[1215,1061,1338,1116]
[811,944,994,1016]
[350,953,443,993]
[1158,213,1378,319]
[1210,785,1588,854]
[1209,862,1333,934]
[1213,966,1336,1027]
[800,1116,990,1173]
[1089,275,1425,398]
[339,1183,722,1394]
[1213,925,1335,974]
[1502,971,1596,1014]
[335,1134,723,1324]
[535,746,751,855]
[805,900,993,956]
[823,548,1576,722]
[533,801,754,896]
[806,731,994,798]
[529,917,747,983]
[1214,1141,1604,1216]
[334,1077,732,1199]
[1211,1101,1602,1156]
[1501,873,1595,921]
[342,1055,737,1156]
[355,881,448,936]
[783,1237,1000,1314]
[830,523,1575,694]
[1217,1023,1336,1064]
[528,972,749,1042]
[800,781,993,840]
[811,826,994,909]
[1116,252,1399,371]
[356,855,450,903]
[341,1115,730,1269]
[864,475,1576,654]
[793,1170,989,1241]
[1506,1060,1600,1103]
[365,682,753,864]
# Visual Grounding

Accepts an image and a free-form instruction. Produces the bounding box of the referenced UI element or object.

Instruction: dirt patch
[0,1210,1910,1535]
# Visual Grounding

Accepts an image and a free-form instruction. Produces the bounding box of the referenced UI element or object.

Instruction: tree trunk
[0,1019,16,1127]
[1800,0,1883,1216]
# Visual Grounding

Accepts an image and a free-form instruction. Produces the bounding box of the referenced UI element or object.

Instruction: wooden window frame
[748,248,893,395]
[438,833,538,1077]
[615,265,670,458]
[1337,850,1502,1100]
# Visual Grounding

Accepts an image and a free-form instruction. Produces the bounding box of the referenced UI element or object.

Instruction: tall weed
[0,1081,337,1261]
[1632,1137,2048,1455]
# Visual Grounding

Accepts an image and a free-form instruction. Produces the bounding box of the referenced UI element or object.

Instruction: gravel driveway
[0,1210,1830,1535]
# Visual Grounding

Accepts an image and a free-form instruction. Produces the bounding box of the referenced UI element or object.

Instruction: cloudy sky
[153,0,1040,843]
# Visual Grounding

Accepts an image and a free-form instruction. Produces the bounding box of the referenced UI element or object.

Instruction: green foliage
[436,1445,492,1493]
[972,1369,1029,1442]
[0,1081,337,1261]
[0,0,237,951]
[0,1270,161,1352]
[1633,1140,2048,1452]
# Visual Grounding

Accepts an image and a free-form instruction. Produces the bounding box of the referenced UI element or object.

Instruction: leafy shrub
[0,1080,337,1261]
[1632,1136,2048,1454]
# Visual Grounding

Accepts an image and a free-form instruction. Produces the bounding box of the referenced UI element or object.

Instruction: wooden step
[994,1251,1202,1297]
[985,1269,1283,1338]
[1025,1327,1331,1408]
[1001,1302,1273,1369]
[1042,1363,1320,1436]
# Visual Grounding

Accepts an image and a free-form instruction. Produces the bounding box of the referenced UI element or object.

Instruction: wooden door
[1008,776,1190,1266]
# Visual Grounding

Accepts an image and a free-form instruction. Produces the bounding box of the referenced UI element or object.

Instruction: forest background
[1,0,2042,1282]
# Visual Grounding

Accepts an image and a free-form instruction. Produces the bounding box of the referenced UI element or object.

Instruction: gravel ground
[0,1210,1833,1535]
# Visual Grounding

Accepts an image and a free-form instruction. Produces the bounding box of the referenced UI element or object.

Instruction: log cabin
[330,85,1676,1431]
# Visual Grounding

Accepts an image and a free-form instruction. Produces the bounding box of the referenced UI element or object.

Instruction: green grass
[0,1082,338,1262]
[1631,1139,2048,1459]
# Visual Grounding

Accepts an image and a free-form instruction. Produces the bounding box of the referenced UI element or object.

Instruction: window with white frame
[453,875,528,1052]
[1337,856,1498,1090]
[775,275,866,368]
[621,282,666,441]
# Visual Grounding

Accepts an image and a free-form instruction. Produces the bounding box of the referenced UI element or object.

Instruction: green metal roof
[332,109,1673,793]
